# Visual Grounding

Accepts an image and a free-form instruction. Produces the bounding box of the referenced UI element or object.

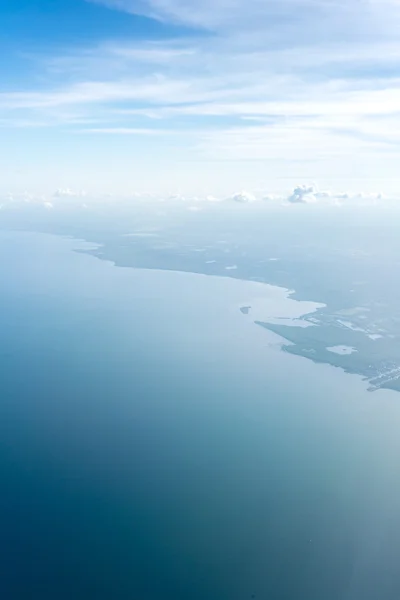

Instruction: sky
[2,0,400,198]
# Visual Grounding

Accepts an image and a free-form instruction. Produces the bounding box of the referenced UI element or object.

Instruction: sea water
[0,232,400,599]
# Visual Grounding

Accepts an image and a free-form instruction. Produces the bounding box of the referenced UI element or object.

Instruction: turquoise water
[1,232,400,599]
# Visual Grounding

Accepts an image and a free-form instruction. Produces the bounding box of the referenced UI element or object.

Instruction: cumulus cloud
[286,185,386,206]
[229,191,257,203]
[0,192,55,210]
[287,185,318,204]
[345,191,385,205]
[205,195,222,202]
[53,187,87,198]
[20,192,49,205]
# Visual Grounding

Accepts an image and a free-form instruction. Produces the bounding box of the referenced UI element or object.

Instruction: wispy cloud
[2,0,400,194]
[80,126,177,134]
[87,0,367,33]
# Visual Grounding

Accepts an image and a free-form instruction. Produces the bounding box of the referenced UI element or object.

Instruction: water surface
[1,232,400,599]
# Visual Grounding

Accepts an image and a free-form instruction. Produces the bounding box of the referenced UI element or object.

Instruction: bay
[1,232,400,599]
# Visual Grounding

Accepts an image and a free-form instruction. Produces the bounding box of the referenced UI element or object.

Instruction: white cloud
[229,191,257,203]
[205,195,222,202]
[0,192,56,209]
[0,185,394,211]
[88,0,365,32]
[3,0,400,193]
[287,185,318,204]
[285,185,387,205]
[80,127,175,135]
[53,188,87,198]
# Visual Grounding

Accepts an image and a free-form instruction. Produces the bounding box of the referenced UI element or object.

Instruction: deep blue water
[1,232,400,599]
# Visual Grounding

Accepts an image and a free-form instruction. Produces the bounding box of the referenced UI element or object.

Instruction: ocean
[1,231,400,599]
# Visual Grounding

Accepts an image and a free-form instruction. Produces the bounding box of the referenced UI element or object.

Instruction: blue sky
[2,0,400,198]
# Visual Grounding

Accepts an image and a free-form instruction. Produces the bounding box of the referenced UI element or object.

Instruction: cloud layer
[0,185,390,212]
